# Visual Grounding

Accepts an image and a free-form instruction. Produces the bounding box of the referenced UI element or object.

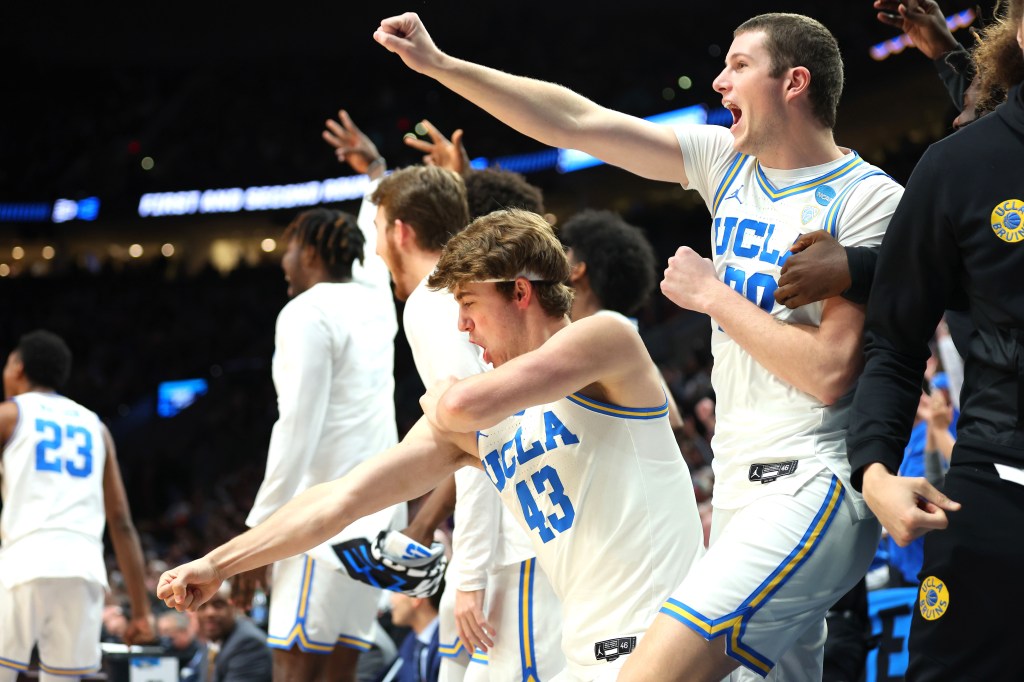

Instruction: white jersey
[247,186,400,549]
[478,392,703,678]
[675,125,903,512]
[404,278,534,583]
[0,392,108,588]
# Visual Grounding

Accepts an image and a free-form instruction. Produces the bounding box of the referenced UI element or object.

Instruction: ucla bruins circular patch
[991,199,1024,243]
[919,576,949,621]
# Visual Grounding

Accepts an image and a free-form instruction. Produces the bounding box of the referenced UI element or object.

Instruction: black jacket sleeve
[847,145,962,489]
[841,245,878,305]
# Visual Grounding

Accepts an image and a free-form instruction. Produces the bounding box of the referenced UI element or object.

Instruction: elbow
[437,384,478,432]
[816,366,859,406]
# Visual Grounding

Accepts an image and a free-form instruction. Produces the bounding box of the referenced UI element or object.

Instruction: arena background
[0,0,977,574]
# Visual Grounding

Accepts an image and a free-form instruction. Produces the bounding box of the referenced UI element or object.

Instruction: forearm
[215,420,468,577]
[109,519,152,620]
[705,284,861,404]
[403,474,457,546]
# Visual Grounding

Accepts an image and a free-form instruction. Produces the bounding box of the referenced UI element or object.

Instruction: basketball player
[366,161,565,682]
[234,202,404,681]
[158,209,705,682]
[559,209,683,429]
[0,330,153,681]
[371,11,897,681]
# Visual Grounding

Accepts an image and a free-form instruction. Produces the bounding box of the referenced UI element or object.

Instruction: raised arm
[101,424,154,644]
[374,13,686,184]
[431,314,665,433]
[158,417,477,611]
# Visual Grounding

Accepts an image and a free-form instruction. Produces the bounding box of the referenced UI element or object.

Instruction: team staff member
[849,1,1024,679]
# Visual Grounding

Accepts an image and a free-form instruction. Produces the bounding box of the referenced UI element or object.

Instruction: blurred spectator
[196,582,272,682]
[157,611,206,682]
[379,589,442,682]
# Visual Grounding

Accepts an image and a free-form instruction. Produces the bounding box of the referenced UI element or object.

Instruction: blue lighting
[157,378,209,418]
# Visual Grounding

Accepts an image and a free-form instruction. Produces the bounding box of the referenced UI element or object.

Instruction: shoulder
[0,400,19,443]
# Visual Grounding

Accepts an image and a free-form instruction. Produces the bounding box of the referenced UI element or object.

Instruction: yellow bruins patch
[991,199,1024,244]
[919,576,949,621]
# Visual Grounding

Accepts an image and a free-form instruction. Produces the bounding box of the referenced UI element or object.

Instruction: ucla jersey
[478,393,703,678]
[675,125,904,511]
[0,392,108,588]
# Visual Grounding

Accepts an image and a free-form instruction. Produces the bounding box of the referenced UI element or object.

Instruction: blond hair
[428,209,573,318]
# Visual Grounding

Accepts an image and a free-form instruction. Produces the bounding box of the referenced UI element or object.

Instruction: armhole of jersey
[711,153,750,215]
[565,391,670,421]
[823,170,891,239]
[4,397,24,454]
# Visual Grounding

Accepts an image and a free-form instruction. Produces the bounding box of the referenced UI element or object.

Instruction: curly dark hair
[464,168,545,220]
[558,210,657,317]
[283,208,364,280]
[15,329,72,391]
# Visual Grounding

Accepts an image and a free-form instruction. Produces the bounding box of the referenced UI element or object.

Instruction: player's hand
[660,246,720,314]
[156,558,225,612]
[873,0,960,60]
[123,614,156,645]
[374,13,447,75]
[420,376,459,430]
[404,120,470,175]
[774,230,851,309]
[861,462,961,546]
[455,588,495,653]
[322,109,385,178]
[231,564,268,612]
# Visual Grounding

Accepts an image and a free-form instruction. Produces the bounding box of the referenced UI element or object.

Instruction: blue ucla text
[482,410,579,492]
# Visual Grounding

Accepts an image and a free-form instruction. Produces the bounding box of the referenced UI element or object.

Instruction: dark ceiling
[1,0,977,223]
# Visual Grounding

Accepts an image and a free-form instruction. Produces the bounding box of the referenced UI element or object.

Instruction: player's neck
[407,249,443,287]
[754,126,842,171]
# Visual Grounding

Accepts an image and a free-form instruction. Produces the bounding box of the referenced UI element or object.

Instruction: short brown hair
[428,209,573,318]
[972,0,1024,112]
[735,13,844,129]
[370,166,470,252]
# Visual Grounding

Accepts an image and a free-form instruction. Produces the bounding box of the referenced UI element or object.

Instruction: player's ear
[784,66,811,103]
[513,277,531,308]
[392,219,414,248]
[569,260,586,284]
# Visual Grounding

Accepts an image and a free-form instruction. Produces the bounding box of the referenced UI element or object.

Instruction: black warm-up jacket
[848,84,1024,488]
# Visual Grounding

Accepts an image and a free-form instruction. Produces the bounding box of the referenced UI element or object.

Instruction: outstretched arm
[374,13,686,184]
[431,313,665,433]
[158,417,477,611]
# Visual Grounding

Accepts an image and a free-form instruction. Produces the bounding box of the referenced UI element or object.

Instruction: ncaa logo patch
[815,185,836,207]
[919,576,949,621]
[991,199,1024,244]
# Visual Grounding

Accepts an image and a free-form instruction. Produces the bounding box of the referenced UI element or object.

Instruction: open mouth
[725,102,742,128]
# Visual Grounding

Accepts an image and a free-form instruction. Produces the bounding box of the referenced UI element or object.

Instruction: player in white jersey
[365,160,564,682]
[0,330,152,681]
[157,209,706,682]
[370,11,896,681]
[232,197,403,681]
